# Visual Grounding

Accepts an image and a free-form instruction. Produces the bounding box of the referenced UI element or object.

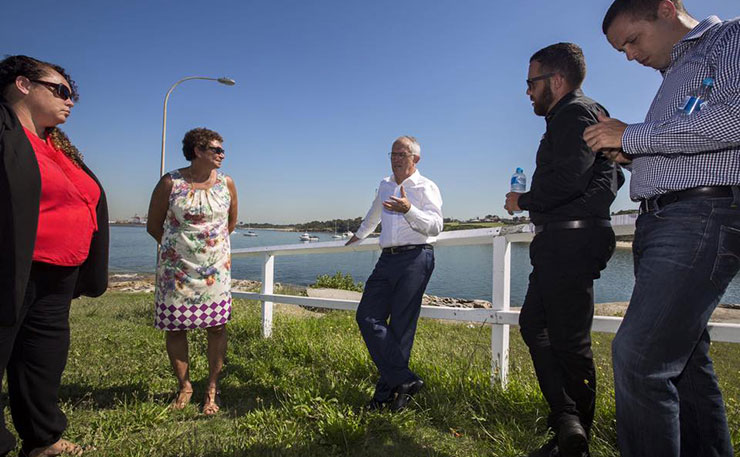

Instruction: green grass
[311,272,364,292]
[4,291,739,456]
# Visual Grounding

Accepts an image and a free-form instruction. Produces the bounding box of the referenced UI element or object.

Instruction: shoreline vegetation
[110,220,510,233]
[111,220,637,244]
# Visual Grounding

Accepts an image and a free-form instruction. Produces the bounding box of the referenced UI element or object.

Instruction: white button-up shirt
[355,170,443,248]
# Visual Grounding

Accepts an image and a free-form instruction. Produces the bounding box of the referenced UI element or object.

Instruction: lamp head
[217,77,236,86]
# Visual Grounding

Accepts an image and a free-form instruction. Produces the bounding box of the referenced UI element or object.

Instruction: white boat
[342,231,353,238]
[242,224,258,237]
[331,221,343,239]
[299,232,311,242]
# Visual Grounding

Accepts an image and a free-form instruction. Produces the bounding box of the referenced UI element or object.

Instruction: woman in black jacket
[0,55,108,457]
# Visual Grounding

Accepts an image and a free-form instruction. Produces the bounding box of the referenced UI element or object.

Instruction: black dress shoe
[523,437,559,457]
[556,416,588,457]
[390,379,424,412]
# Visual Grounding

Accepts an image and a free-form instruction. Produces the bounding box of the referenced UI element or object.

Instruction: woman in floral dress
[146,128,238,415]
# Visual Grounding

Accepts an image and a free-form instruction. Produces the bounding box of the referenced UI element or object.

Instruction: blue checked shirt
[622,16,740,200]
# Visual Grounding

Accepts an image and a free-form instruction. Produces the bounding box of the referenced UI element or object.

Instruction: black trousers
[0,262,79,456]
[519,227,615,433]
[356,246,435,402]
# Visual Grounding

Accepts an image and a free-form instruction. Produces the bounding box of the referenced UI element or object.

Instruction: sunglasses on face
[526,72,555,90]
[207,146,225,156]
[31,80,73,101]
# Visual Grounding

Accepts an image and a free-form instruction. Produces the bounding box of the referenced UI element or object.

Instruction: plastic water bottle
[680,77,714,116]
[510,168,526,214]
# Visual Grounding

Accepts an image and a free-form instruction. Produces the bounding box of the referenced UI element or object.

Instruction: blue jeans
[356,246,434,401]
[613,197,740,457]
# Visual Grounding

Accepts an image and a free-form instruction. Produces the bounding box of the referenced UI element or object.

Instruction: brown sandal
[203,387,221,416]
[27,439,83,456]
[171,388,194,410]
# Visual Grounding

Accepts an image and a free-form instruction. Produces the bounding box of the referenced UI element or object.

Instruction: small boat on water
[242,224,258,237]
[300,232,320,242]
[331,222,344,239]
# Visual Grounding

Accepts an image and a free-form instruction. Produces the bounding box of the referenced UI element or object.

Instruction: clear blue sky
[2,1,737,223]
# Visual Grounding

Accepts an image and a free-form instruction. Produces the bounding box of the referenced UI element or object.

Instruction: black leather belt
[639,186,736,214]
[382,244,433,254]
[534,219,611,234]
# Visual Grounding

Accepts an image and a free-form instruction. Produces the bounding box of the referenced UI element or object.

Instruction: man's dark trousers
[356,245,435,402]
[0,262,79,456]
[519,227,615,433]
[612,197,738,457]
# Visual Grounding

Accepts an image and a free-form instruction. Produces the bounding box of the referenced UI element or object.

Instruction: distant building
[130,214,147,225]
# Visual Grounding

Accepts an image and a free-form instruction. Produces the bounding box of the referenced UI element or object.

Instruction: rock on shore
[107,273,739,322]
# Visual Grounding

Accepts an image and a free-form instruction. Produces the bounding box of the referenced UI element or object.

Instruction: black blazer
[0,103,109,326]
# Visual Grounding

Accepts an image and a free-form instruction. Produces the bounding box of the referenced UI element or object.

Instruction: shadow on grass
[59,382,171,408]
[161,421,458,457]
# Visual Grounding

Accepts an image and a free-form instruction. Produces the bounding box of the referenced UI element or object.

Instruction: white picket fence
[230,220,740,387]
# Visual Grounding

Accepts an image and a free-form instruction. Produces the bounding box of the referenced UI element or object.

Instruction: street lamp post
[160,76,236,177]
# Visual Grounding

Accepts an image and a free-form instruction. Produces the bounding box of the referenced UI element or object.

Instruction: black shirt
[518,89,624,226]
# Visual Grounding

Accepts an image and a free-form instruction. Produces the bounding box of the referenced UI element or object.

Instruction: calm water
[110,226,740,305]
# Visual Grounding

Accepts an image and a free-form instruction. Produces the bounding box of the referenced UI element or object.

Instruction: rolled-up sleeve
[623,22,740,157]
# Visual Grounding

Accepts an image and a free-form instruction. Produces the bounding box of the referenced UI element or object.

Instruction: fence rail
[230,222,740,386]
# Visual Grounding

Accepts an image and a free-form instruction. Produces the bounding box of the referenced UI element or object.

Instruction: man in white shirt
[346,135,443,412]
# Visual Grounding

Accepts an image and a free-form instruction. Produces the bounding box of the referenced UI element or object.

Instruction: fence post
[491,235,511,387]
[261,253,275,338]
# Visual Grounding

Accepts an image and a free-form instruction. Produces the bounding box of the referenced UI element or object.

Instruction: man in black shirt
[504,43,623,457]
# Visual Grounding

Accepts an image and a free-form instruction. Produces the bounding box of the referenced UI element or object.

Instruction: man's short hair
[182,127,223,161]
[530,43,586,89]
[395,135,421,157]
[602,0,687,34]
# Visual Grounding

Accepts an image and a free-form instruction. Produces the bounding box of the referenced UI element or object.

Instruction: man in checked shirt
[584,1,740,455]
[346,135,443,412]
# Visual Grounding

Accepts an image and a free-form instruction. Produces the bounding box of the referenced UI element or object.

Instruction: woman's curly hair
[182,128,223,161]
[0,55,84,167]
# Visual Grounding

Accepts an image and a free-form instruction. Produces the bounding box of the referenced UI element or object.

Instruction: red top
[24,128,100,266]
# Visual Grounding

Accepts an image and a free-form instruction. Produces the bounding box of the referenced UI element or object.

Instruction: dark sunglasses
[207,146,225,155]
[526,72,555,90]
[31,80,73,101]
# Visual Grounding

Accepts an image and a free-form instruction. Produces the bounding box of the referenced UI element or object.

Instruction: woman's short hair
[0,55,78,103]
[182,128,223,161]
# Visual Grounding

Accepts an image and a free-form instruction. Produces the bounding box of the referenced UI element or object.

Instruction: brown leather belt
[639,186,736,214]
[534,219,611,234]
[382,244,433,254]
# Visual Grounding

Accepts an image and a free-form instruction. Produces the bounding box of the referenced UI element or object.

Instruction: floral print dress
[155,169,232,330]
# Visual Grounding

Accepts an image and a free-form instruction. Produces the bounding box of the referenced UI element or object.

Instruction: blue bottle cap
[516,167,523,173]
[702,77,714,87]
